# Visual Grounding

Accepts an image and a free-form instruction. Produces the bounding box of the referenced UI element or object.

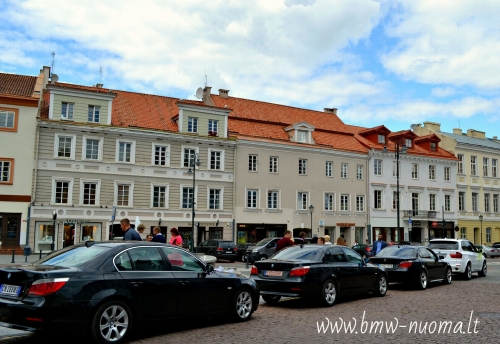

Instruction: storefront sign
[187,222,218,227]
[336,223,355,227]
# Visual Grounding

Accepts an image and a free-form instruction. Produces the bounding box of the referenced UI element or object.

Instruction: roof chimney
[202,86,215,106]
[467,129,486,139]
[218,89,229,98]
[423,121,441,132]
[96,83,103,88]
[324,108,337,115]
[493,136,498,141]
[453,128,462,135]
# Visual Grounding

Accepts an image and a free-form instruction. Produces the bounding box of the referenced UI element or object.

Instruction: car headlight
[252,249,259,253]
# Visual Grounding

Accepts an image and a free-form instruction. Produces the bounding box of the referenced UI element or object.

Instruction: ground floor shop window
[35,222,56,252]
[209,227,223,239]
[81,223,102,242]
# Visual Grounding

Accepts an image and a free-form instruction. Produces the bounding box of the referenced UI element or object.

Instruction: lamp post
[309,204,314,234]
[51,210,57,251]
[479,214,483,245]
[188,153,201,252]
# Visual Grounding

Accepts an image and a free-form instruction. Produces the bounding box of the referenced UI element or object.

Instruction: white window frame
[340,194,350,211]
[483,157,489,177]
[444,194,451,212]
[208,148,225,171]
[246,188,259,209]
[115,139,136,164]
[151,183,169,208]
[486,227,492,243]
[484,193,490,213]
[187,117,198,133]
[181,146,200,168]
[393,161,400,177]
[459,192,466,211]
[79,179,101,206]
[326,161,333,177]
[151,143,170,167]
[267,190,280,209]
[374,159,382,176]
[61,102,74,120]
[429,165,436,180]
[392,190,399,210]
[270,157,279,174]
[52,177,74,205]
[88,105,101,123]
[324,192,335,211]
[297,130,308,143]
[208,119,218,135]
[493,159,498,178]
[54,133,76,160]
[457,154,464,174]
[357,165,363,180]
[181,184,197,209]
[0,109,15,129]
[356,195,365,212]
[114,181,134,207]
[248,154,258,172]
[444,166,450,182]
[208,187,224,210]
[341,163,348,178]
[471,156,477,176]
[405,139,412,148]
[429,194,436,211]
[82,136,103,161]
[494,194,499,213]
[297,191,309,210]
[377,134,385,144]
[472,193,478,212]
[412,164,418,179]
[299,159,307,175]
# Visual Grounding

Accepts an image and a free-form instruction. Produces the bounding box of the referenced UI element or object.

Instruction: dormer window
[430,142,437,151]
[188,117,198,133]
[406,138,412,148]
[378,134,385,144]
[297,130,307,143]
[208,119,218,136]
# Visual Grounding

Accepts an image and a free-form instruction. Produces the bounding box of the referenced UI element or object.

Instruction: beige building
[414,122,500,245]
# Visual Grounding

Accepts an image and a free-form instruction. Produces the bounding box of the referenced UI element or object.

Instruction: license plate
[226,251,232,254]
[378,264,394,268]
[264,270,283,277]
[0,284,21,296]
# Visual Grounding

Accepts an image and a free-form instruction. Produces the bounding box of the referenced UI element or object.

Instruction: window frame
[356,195,365,212]
[52,177,74,205]
[297,191,309,210]
[82,136,103,161]
[248,154,257,172]
[429,194,436,211]
[494,194,499,213]
[340,194,349,211]
[87,105,101,123]
[0,107,18,132]
[428,165,436,180]
[181,146,199,168]
[151,184,169,208]
[299,159,307,175]
[377,134,385,144]
[444,166,451,182]
[79,179,101,206]
[267,190,279,209]
[471,156,477,176]
[61,102,74,121]
[54,133,76,160]
[356,164,363,180]
[326,161,333,177]
[0,158,14,184]
[270,157,279,174]
[483,157,489,177]
[324,192,335,211]
[187,117,198,133]
[114,181,134,207]
[444,194,451,212]
[373,190,383,209]
[208,148,224,171]
[374,159,382,176]
[484,193,490,213]
[151,143,170,167]
[457,154,464,174]
[472,193,478,212]
[115,139,136,164]
[208,119,218,135]
[341,163,348,179]
[412,163,419,179]
[458,192,465,211]
[493,159,498,178]
[246,188,259,209]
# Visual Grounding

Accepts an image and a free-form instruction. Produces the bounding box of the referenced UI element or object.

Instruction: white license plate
[264,270,283,277]
[378,264,394,268]
[226,251,232,253]
[0,284,21,296]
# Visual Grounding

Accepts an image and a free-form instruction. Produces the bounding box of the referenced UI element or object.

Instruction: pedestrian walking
[121,218,142,241]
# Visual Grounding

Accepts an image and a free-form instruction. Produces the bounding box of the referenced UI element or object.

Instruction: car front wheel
[443,267,452,284]
[319,279,337,307]
[91,300,132,344]
[259,255,268,261]
[374,275,387,296]
[417,270,428,290]
[232,288,254,322]
[478,261,487,277]
[463,263,472,280]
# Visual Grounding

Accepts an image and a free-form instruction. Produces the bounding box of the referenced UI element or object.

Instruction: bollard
[39,250,42,260]
[245,252,249,269]
[11,250,15,264]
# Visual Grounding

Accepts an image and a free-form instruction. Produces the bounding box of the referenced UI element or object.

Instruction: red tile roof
[0,73,37,97]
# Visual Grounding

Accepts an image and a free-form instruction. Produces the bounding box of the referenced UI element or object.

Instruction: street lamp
[51,210,57,251]
[309,204,314,234]
[187,153,201,252]
[479,214,483,245]
[384,139,407,240]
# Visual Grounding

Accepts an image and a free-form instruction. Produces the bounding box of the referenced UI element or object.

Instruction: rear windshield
[219,241,235,248]
[376,246,416,258]
[428,241,459,250]
[36,246,110,267]
[272,246,320,261]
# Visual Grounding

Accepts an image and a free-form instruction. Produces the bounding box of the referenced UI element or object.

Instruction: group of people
[119,218,183,246]
[275,231,348,252]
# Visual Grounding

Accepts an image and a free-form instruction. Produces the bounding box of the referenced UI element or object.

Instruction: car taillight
[234,247,238,251]
[398,261,413,269]
[289,266,310,277]
[367,247,371,251]
[450,252,462,258]
[250,266,258,275]
[216,247,224,251]
[28,278,69,296]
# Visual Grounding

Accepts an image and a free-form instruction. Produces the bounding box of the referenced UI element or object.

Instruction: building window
[483,158,489,177]
[297,130,307,143]
[297,192,308,210]
[341,163,348,178]
[183,148,197,168]
[268,191,279,209]
[428,165,436,180]
[118,141,132,163]
[472,193,478,212]
[374,159,382,176]
[459,192,465,211]
[209,189,221,209]
[430,142,437,151]
[484,193,490,213]
[494,194,499,213]
[153,145,169,166]
[374,190,382,209]
[187,117,198,133]
[460,227,466,239]
[412,164,418,179]
[393,161,400,177]
[429,194,436,211]
[85,139,100,160]
[248,155,257,172]
[210,150,222,170]
[247,189,258,208]
[270,157,278,173]
[299,159,307,175]
[444,166,450,181]
[56,135,75,158]
[486,227,492,243]
[393,191,399,210]
[0,159,12,184]
[182,187,194,209]
[356,195,364,212]
[326,161,333,177]
[82,182,97,205]
[445,195,451,212]
[324,193,334,211]
[457,154,464,174]
[88,105,100,123]
[412,193,419,212]
[471,156,477,175]
[208,119,218,135]
[378,134,385,144]
[340,194,349,211]
[0,108,17,131]
[54,180,71,204]
[406,139,412,148]
[493,159,498,178]
[357,165,363,180]
[116,184,131,206]
[153,186,167,208]
[61,102,74,120]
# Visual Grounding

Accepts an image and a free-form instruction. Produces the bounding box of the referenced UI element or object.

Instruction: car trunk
[253,260,315,279]
[369,256,417,269]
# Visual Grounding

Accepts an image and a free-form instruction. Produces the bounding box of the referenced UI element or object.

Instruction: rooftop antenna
[99,66,102,84]
[50,51,55,77]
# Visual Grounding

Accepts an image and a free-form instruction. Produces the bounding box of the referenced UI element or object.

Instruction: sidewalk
[0,254,41,267]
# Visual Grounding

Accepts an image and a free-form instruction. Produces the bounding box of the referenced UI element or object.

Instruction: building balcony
[403,210,436,219]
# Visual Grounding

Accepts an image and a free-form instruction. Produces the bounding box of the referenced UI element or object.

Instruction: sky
[1,0,500,136]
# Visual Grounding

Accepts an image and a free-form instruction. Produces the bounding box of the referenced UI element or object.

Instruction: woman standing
[169,228,183,247]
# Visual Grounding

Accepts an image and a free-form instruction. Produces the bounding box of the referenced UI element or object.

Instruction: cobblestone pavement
[2,262,499,344]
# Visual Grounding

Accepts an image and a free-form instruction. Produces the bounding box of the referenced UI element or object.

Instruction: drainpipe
[232,142,237,243]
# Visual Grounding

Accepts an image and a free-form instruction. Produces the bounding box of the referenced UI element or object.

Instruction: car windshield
[36,246,110,267]
[256,238,273,246]
[428,241,459,250]
[376,246,416,258]
[272,246,320,261]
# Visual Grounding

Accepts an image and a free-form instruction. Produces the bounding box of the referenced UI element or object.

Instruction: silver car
[476,244,500,258]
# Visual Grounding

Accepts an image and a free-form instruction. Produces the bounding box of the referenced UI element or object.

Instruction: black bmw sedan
[251,244,388,307]
[369,245,452,289]
[0,241,259,344]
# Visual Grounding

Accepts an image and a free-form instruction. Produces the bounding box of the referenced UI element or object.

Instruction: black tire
[262,295,281,305]
[319,279,337,307]
[374,275,387,296]
[259,255,268,261]
[463,263,472,280]
[417,270,428,290]
[443,267,452,284]
[91,300,132,344]
[478,261,487,277]
[232,288,254,322]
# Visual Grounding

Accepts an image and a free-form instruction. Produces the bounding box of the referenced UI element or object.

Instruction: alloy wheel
[234,290,253,321]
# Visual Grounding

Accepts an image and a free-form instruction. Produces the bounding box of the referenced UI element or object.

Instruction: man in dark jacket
[373,234,388,255]
[276,230,295,252]
[151,226,166,243]
[121,218,142,241]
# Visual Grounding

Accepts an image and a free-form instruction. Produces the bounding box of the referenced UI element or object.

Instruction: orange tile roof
[0,72,37,97]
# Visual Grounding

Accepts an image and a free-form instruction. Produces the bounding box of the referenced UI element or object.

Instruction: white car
[428,238,486,280]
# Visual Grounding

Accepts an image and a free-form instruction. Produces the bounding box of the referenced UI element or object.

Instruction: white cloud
[431,87,456,98]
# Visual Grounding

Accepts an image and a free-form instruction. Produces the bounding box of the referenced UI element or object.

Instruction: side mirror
[206,264,214,274]
[363,257,370,264]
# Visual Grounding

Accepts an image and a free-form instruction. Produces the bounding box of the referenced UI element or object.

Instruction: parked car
[428,238,487,280]
[251,245,388,307]
[196,240,238,262]
[369,245,452,289]
[237,243,256,262]
[475,244,500,258]
[492,242,500,249]
[351,244,373,258]
[244,237,306,263]
[0,241,259,344]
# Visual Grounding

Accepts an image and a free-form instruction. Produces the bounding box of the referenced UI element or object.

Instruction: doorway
[0,213,21,247]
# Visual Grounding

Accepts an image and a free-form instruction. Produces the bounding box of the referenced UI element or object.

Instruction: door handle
[129,282,143,287]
